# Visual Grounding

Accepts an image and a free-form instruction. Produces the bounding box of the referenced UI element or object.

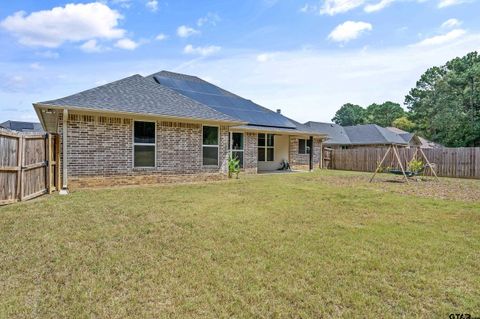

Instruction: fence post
[18,136,24,201]
[46,134,52,193]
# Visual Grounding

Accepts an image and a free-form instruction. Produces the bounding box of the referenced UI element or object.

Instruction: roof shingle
[38,74,239,123]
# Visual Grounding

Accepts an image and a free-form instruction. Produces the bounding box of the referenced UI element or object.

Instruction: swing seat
[389,166,425,178]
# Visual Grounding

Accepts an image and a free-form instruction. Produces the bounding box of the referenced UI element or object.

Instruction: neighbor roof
[344,124,406,145]
[36,74,240,123]
[0,120,44,133]
[305,122,408,146]
[304,122,351,145]
[385,127,443,148]
[150,71,297,129]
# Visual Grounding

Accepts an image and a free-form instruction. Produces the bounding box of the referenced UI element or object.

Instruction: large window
[258,133,274,162]
[203,126,219,166]
[298,139,312,155]
[229,132,244,168]
[134,121,156,167]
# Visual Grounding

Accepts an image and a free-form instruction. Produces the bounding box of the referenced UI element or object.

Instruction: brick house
[34,71,326,190]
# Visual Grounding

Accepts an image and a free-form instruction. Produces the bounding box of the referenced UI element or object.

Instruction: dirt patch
[318,171,480,202]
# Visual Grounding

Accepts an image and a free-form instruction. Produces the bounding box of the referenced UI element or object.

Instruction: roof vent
[276,109,281,114]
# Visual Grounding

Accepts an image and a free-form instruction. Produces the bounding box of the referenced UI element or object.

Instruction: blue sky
[0,0,479,123]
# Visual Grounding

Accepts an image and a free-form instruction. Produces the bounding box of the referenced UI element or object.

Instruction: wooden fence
[327,147,480,179]
[0,129,59,205]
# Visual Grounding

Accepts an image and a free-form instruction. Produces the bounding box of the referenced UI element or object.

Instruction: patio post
[309,136,313,171]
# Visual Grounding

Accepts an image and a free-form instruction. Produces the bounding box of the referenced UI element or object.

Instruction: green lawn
[1,170,479,318]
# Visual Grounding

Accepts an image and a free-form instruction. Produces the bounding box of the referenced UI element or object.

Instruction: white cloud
[115,38,140,50]
[257,53,275,62]
[172,33,480,123]
[155,33,167,41]
[299,3,319,13]
[328,21,373,42]
[416,29,466,46]
[183,44,221,56]
[438,0,468,7]
[146,0,159,12]
[197,12,220,27]
[177,25,200,38]
[0,3,125,48]
[35,50,59,59]
[320,0,365,15]
[29,63,43,70]
[80,39,104,53]
[110,0,132,9]
[441,18,462,29]
[364,0,395,12]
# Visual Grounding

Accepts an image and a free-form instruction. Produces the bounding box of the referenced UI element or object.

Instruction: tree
[405,51,480,146]
[332,103,366,126]
[392,116,415,132]
[365,101,405,127]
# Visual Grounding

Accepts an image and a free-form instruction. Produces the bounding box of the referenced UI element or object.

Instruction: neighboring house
[34,71,326,190]
[304,122,408,148]
[0,120,44,133]
[385,127,443,149]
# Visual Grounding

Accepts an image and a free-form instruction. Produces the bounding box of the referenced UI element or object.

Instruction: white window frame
[202,125,220,167]
[258,133,274,162]
[298,138,311,155]
[229,131,244,168]
[133,120,157,168]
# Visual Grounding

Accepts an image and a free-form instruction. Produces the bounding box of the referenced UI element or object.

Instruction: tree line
[332,51,480,147]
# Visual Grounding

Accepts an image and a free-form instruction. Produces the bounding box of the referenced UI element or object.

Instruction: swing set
[369,144,439,183]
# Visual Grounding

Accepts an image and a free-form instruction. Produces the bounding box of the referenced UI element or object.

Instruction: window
[134,121,156,167]
[258,133,274,162]
[298,139,312,155]
[203,126,219,166]
[229,132,244,168]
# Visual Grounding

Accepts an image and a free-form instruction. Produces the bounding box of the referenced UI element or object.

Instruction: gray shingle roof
[304,122,350,145]
[305,122,408,145]
[37,74,239,123]
[385,127,443,148]
[0,120,44,132]
[344,124,407,145]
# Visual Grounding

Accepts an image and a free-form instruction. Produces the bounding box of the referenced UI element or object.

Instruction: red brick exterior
[58,112,320,188]
[289,137,323,170]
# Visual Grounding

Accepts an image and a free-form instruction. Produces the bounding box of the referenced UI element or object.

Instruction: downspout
[60,108,69,194]
[309,136,313,171]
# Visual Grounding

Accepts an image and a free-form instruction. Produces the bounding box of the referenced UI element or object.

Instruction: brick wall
[58,113,234,188]
[243,132,258,173]
[289,137,323,170]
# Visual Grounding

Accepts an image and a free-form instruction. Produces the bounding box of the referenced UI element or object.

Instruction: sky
[0,0,479,124]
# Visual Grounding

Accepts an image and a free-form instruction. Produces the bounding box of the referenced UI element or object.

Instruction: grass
[1,170,479,318]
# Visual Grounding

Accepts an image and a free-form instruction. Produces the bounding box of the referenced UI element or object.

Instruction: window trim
[298,138,312,155]
[258,133,275,162]
[229,131,244,168]
[133,120,157,168]
[202,124,220,167]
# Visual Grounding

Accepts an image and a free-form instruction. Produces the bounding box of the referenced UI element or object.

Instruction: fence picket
[327,146,479,179]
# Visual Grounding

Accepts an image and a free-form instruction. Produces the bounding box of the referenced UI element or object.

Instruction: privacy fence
[0,129,59,205]
[326,147,480,179]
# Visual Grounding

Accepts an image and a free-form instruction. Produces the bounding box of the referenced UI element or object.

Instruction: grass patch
[1,170,479,318]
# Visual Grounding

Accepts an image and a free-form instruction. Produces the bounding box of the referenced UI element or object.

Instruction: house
[304,122,408,148]
[0,120,44,133]
[34,71,327,190]
[385,127,443,149]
